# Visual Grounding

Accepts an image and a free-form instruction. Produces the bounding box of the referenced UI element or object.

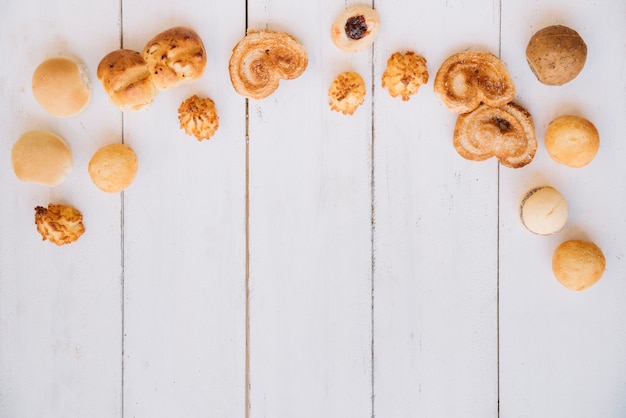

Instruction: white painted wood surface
[1,1,624,418]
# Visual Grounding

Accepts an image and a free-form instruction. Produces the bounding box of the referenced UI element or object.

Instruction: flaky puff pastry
[434,50,515,114]
[328,71,366,115]
[35,204,85,246]
[178,95,219,141]
[453,102,537,168]
[382,51,429,101]
[229,29,308,100]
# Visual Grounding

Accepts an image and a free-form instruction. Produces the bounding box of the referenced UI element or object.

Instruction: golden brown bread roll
[142,26,207,91]
[434,50,515,114]
[12,130,73,186]
[97,49,158,111]
[381,51,429,101]
[328,71,366,115]
[526,25,587,86]
[229,29,308,100]
[544,115,599,168]
[552,240,605,291]
[32,56,91,117]
[88,143,138,193]
[35,204,85,246]
[331,5,380,53]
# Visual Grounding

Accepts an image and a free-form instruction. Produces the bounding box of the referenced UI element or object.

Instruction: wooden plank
[499,1,626,416]
[246,1,373,416]
[0,0,123,417]
[119,2,247,417]
[372,0,501,416]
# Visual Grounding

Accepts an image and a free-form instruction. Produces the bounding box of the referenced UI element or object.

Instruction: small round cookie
[526,25,587,86]
[519,186,568,235]
[545,115,599,168]
[12,130,73,186]
[35,204,85,246]
[88,143,138,193]
[382,51,429,101]
[178,95,219,141]
[328,71,366,115]
[32,56,91,117]
[331,5,380,53]
[552,240,605,291]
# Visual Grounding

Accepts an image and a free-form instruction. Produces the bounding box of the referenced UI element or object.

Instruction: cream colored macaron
[11,130,73,186]
[88,143,138,193]
[519,186,568,235]
[552,240,605,291]
[32,56,91,117]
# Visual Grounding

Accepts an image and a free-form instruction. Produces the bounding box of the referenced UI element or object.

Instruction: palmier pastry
[142,26,207,91]
[229,29,308,100]
[381,51,429,101]
[331,5,380,53]
[434,50,515,114]
[35,204,85,246]
[178,94,219,140]
[453,102,537,168]
[328,71,366,115]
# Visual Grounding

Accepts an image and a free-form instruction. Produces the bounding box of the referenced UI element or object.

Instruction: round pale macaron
[88,143,138,193]
[519,186,568,235]
[32,56,91,117]
[552,240,605,291]
[545,115,599,168]
[11,130,73,186]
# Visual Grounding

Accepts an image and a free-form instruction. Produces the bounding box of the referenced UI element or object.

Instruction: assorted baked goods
[526,25,587,86]
[34,204,85,246]
[328,71,366,115]
[453,102,537,168]
[519,186,568,235]
[552,240,605,291]
[331,5,380,53]
[12,130,73,186]
[434,50,516,114]
[97,49,158,111]
[178,94,220,140]
[32,56,91,117]
[88,143,139,193]
[229,29,308,100]
[545,115,599,168]
[381,51,429,101]
[142,26,207,91]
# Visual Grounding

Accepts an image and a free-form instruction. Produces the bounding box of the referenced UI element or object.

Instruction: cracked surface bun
[382,51,429,101]
[544,115,599,168]
[35,204,85,246]
[331,5,380,53]
[552,240,605,291]
[178,95,219,140]
[328,71,366,115]
[12,130,72,186]
[97,49,158,111]
[142,26,207,91]
[32,56,91,117]
[88,143,138,193]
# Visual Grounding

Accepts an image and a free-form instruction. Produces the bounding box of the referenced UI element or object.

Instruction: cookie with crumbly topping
[328,71,366,115]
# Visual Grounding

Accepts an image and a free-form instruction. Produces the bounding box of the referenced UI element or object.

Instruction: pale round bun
[526,25,587,86]
[331,5,380,53]
[88,143,138,193]
[545,115,599,168]
[519,186,568,235]
[32,56,91,117]
[11,130,73,186]
[142,26,207,91]
[552,240,605,291]
[97,49,158,111]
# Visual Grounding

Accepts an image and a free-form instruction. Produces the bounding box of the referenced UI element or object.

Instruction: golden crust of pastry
[178,95,220,141]
[328,71,366,115]
[142,26,207,91]
[434,50,515,114]
[453,102,537,168]
[382,51,429,101]
[229,29,308,100]
[331,5,380,53]
[34,204,85,246]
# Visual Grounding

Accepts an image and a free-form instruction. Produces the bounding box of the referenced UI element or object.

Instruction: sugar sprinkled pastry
[328,71,366,115]
[32,56,91,117]
[381,51,429,101]
[331,5,380,53]
[519,186,568,235]
[552,240,605,291]
[34,204,85,246]
[434,50,515,114]
[178,94,220,140]
[545,115,599,168]
[229,29,308,100]
[453,102,537,168]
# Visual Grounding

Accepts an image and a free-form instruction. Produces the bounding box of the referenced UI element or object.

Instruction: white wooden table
[1,0,625,417]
